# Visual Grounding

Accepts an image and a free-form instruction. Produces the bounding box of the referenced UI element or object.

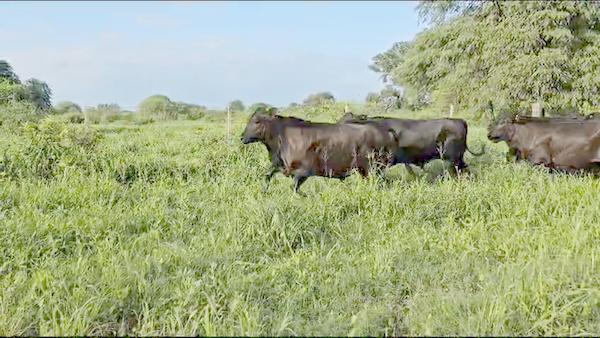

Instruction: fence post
[449,103,454,118]
[226,106,231,137]
[532,102,544,117]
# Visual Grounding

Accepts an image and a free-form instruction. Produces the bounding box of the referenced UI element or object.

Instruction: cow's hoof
[294,191,307,197]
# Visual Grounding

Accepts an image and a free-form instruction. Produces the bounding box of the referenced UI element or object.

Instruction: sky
[1,1,423,110]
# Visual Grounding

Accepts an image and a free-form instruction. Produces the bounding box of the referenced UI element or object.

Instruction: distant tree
[139,95,175,117]
[181,103,206,120]
[365,92,379,104]
[18,78,52,111]
[365,86,404,110]
[97,103,120,111]
[228,99,245,112]
[247,102,273,113]
[95,103,122,122]
[288,102,300,108]
[302,92,335,106]
[170,101,191,115]
[53,101,82,114]
[0,60,20,85]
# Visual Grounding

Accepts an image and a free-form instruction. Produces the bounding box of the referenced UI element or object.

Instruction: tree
[18,78,52,111]
[53,101,82,114]
[0,60,20,85]
[368,42,410,84]
[228,99,245,112]
[370,1,600,114]
[247,102,273,113]
[365,85,405,111]
[139,94,176,117]
[365,92,379,104]
[97,103,120,111]
[302,92,336,106]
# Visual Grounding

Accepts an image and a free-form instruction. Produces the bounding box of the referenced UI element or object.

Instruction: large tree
[370,1,600,114]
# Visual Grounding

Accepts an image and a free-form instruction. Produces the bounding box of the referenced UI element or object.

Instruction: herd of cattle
[240,107,600,193]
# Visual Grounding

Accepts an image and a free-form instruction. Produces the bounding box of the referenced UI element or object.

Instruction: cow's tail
[466,144,486,156]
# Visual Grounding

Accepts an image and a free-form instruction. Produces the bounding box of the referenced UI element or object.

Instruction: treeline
[1,58,411,128]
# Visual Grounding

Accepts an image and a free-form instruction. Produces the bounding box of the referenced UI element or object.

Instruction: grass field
[2,112,600,336]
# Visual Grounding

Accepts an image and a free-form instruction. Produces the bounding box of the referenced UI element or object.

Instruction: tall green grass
[1,112,600,336]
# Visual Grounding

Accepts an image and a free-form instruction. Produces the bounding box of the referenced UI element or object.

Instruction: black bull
[337,112,486,176]
[241,110,400,193]
[487,113,600,172]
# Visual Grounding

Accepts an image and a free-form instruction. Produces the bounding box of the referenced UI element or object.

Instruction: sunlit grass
[1,115,600,336]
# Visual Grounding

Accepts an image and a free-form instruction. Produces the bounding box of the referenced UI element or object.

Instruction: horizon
[2,1,423,110]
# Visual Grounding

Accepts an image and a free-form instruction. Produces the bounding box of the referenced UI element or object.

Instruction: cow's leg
[404,164,417,178]
[358,167,369,178]
[455,157,468,173]
[263,167,279,192]
[443,140,468,177]
[293,176,309,195]
[292,169,312,195]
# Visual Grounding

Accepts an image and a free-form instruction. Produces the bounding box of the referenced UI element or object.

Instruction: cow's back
[514,121,600,169]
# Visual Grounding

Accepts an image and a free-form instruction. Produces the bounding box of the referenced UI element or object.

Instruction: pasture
[2,110,600,336]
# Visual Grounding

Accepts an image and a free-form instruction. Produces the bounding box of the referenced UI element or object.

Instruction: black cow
[241,109,399,193]
[487,113,600,172]
[338,112,485,176]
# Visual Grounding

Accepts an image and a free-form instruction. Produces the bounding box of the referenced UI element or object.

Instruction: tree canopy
[0,60,53,126]
[54,101,83,114]
[302,92,336,106]
[0,60,20,85]
[19,78,53,111]
[228,99,245,112]
[369,1,600,114]
[247,102,273,113]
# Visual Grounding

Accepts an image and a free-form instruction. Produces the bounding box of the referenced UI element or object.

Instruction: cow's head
[241,107,277,144]
[487,113,518,142]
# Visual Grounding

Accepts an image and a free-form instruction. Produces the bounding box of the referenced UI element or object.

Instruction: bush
[0,99,45,128]
[48,112,85,124]
[6,118,104,179]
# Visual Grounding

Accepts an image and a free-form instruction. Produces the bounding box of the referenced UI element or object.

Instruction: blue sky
[1,1,423,110]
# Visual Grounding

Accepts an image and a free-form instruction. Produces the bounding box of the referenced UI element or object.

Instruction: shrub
[10,118,104,179]
[0,99,45,128]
